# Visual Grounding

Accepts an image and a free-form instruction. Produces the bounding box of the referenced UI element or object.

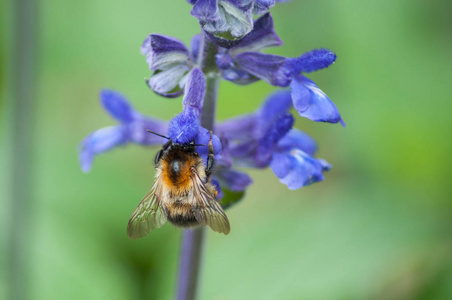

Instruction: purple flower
[79,90,168,172]
[187,0,289,48]
[215,90,332,189]
[216,13,345,126]
[290,75,346,126]
[168,107,201,144]
[271,149,331,190]
[141,34,194,97]
[168,67,206,143]
[79,86,223,172]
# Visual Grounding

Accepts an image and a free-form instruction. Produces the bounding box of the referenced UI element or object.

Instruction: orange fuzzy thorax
[159,155,197,194]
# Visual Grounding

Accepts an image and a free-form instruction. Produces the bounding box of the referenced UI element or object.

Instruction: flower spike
[80,0,341,207]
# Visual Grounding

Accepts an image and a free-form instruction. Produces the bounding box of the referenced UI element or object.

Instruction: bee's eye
[154,150,164,165]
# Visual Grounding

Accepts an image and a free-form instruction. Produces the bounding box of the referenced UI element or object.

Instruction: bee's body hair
[127,132,230,239]
[157,145,213,228]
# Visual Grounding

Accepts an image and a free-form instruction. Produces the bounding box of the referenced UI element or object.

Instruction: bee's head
[171,140,204,153]
[146,130,207,164]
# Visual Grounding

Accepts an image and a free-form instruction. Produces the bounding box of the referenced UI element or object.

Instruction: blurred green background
[1,0,451,299]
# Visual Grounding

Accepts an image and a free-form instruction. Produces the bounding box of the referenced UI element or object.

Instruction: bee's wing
[127,178,167,240]
[191,173,230,235]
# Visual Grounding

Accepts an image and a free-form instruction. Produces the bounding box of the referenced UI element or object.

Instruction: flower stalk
[200,74,221,130]
[176,35,221,300]
[176,228,206,300]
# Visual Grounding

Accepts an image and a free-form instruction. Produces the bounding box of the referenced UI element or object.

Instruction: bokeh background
[1,0,451,299]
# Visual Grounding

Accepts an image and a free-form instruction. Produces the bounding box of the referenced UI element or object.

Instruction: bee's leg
[154,139,172,165]
[206,131,215,180]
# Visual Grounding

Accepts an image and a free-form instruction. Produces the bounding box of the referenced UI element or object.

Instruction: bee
[127,130,230,240]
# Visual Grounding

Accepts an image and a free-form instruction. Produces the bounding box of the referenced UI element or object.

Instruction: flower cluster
[79,0,343,203]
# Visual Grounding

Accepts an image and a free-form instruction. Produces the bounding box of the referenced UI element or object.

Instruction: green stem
[200,74,221,130]
[199,31,221,131]
[176,33,220,300]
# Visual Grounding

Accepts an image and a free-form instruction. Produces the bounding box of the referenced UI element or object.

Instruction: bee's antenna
[146,129,170,139]
[193,144,206,147]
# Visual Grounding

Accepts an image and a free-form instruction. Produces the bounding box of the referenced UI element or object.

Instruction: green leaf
[220,188,245,210]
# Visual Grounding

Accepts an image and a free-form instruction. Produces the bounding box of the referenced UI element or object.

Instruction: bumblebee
[127,131,230,240]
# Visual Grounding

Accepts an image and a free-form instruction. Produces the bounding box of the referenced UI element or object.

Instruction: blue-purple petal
[216,53,260,84]
[219,91,292,143]
[195,127,222,164]
[147,64,190,96]
[252,0,275,15]
[127,117,168,145]
[215,136,233,168]
[216,114,257,141]
[141,34,190,70]
[318,158,332,171]
[100,89,135,123]
[270,152,291,179]
[223,0,253,10]
[228,140,257,163]
[182,67,206,113]
[271,149,331,190]
[290,75,345,126]
[256,90,292,134]
[191,0,221,22]
[190,34,201,64]
[216,53,234,70]
[253,0,291,15]
[263,113,294,145]
[234,52,292,87]
[168,107,200,144]
[210,179,223,199]
[222,67,260,85]
[79,90,170,173]
[79,126,128,172]
[215,167,253,191]
[195,127,222,155]
[276,129,317,156]
[254,113,293,167]
[292,48,337,73]
[229,13,283,55]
